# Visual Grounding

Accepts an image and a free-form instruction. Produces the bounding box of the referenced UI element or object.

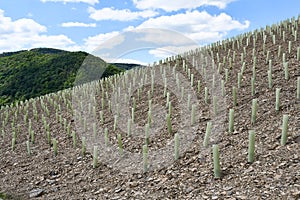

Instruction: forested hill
[0,48,126,106]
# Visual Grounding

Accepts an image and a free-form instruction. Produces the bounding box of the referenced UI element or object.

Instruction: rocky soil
[0,18,299,199]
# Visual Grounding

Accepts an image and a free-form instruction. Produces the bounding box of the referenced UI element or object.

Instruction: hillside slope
[0,17,299,199]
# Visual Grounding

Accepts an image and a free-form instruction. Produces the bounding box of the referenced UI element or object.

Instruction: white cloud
[113,10,249,62]
[40,0,99,5]
[26,34,75,48]
[83,31,123,52]
[185,31,224,43]
[133,0,236,11]
[88,7,158,21]
[123,26,135,32]
[148,48,171,58]
[134,10,250,44]
[0,9,75,52]
[107,58,148,65]
[131,28,197,46]
[61,22,96,27]
[0,10,46,35]
[149,45,199,58]
[82,28,200,65]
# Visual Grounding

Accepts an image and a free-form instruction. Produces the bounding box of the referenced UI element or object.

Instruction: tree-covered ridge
[0,48,125,106]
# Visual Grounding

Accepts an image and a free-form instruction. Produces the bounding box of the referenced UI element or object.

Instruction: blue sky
[0,0,300,64]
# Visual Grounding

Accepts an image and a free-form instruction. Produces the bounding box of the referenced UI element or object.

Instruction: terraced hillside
[0,16,299,199]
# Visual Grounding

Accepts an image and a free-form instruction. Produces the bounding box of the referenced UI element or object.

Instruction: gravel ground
[0,18,299,199]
